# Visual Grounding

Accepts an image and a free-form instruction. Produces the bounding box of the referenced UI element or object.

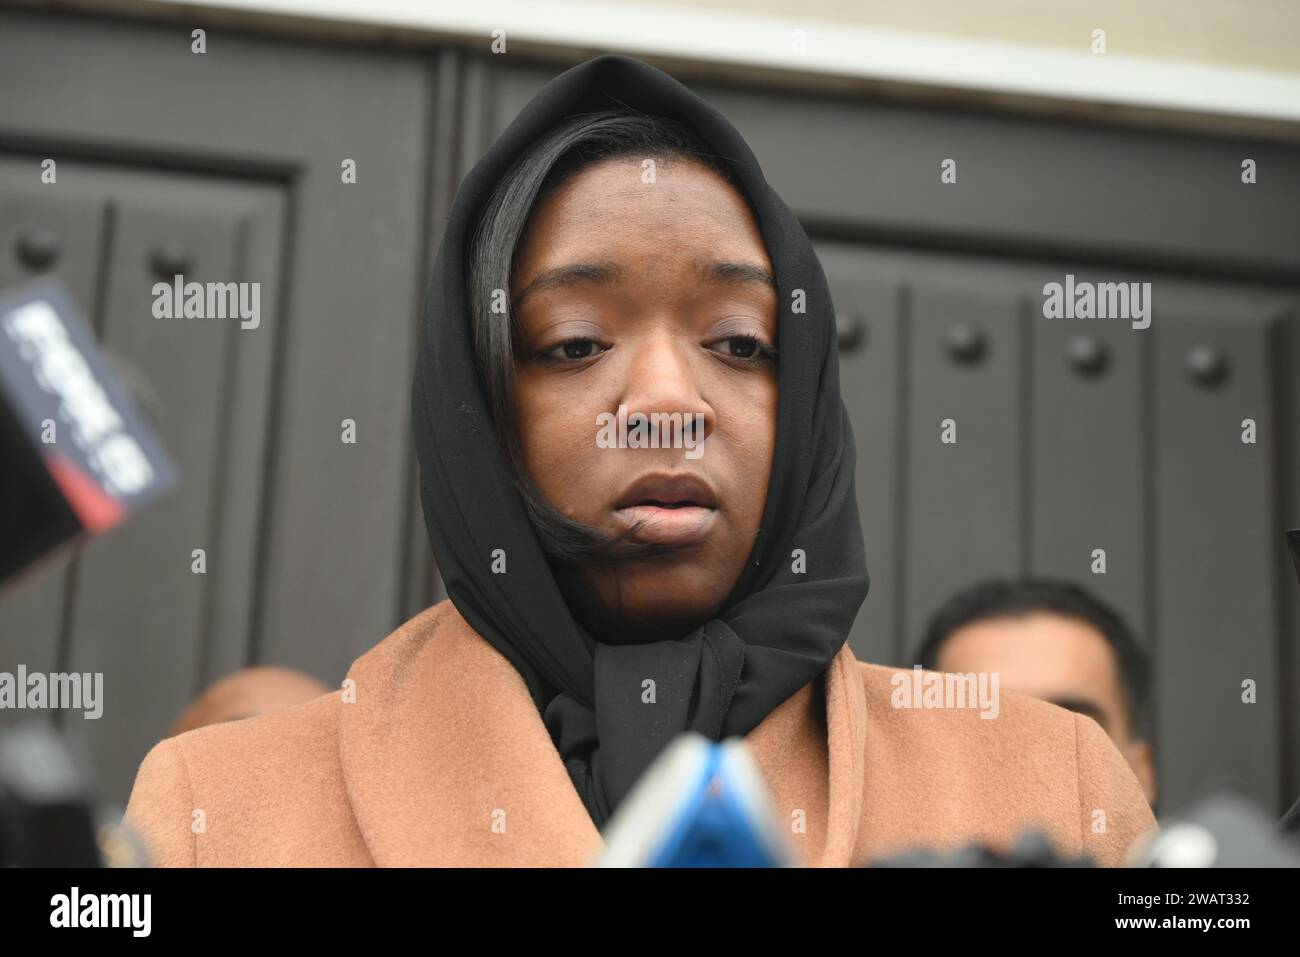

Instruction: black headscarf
[412,54,868,829]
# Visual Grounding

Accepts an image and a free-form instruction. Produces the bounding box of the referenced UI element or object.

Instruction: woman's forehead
[511,257,776,313]
[513,161,772,289]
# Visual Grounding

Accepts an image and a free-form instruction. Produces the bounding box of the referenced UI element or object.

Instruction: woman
[123,54,1155,867]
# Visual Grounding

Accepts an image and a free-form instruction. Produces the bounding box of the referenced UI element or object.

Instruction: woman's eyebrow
[512,257,776,310]
[513,261,623,310]
[692,257,777,293]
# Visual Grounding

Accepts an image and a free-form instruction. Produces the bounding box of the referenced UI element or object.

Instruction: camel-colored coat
[123,600,1155,866]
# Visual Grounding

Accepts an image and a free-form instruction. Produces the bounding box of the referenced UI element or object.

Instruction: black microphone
[0,721,147,867]
[868,792,1300,867]
[0,276,177,589]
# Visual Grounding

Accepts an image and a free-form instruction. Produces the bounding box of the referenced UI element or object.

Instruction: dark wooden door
[0,8,434,803]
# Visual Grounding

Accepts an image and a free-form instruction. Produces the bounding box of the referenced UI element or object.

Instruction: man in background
[168,666,330,736]
[915,578,1157,810]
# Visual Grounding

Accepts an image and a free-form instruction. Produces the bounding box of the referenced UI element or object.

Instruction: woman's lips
[615,503,717,545]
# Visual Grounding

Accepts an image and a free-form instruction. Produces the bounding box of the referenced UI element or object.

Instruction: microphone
[595,732,799,867]
[868,791,1300,868]
[0,721,148,867]
[0,277,177,589]
[1130,792,1300,867]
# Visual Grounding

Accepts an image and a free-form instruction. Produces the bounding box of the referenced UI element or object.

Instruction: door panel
[1151,307,1282,807]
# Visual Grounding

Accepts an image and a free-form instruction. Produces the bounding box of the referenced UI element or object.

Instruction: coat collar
[338,601,866,866]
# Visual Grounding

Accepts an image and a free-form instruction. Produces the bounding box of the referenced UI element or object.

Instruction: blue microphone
[595,733,798,867]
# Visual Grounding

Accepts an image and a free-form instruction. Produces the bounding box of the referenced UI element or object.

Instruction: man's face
[936,612,1157,807]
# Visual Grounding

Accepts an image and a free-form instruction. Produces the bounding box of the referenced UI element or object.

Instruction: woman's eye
[728,336,758,358]
[541,337,605,362]
[711,334,774,362]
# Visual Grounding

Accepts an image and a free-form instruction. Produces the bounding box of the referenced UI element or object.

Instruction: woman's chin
[577,570,732,642]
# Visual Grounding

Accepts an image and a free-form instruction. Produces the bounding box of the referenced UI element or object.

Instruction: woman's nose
[618,334,716,447]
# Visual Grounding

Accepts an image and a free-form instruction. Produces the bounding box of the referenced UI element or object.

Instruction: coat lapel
[818,642,868,865]
[742,636,868,866]
[338,601,866,866]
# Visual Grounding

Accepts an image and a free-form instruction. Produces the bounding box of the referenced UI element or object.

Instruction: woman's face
[510,156,778,639]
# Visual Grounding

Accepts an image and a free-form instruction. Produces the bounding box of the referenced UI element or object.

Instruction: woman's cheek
[715,392,777,458]
[716,394,777,521]
[518,396,604,515]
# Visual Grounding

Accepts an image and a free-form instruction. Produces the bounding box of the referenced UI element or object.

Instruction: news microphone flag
[0,277,177,585]
[595,732,799,867]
